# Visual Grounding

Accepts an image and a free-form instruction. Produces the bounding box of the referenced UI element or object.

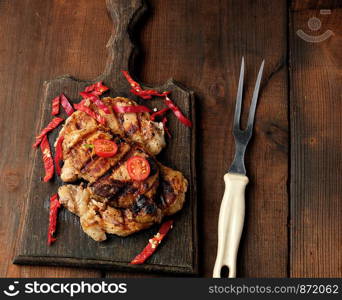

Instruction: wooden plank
[107,0,289,277]
[0,0,109,278]
[289,1,342,277]
[14,0,198,275]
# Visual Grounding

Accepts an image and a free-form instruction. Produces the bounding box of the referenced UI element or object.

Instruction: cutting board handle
[102,0,147,87]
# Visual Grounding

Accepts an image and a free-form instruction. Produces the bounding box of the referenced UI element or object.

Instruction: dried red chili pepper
[48,193,61,245]
[162,117,172,138]
[84,81,109,96]
[164,95,192,127]
[60,94,75,116]
[129,88,152,100]
[33,117,64,148]
[74,102,106,126]
[112,104,151,113]
[54,136,64,176]
[150,107,170,121]
[130,220,174,265]
[130,88,170,100]
[40,135,54,182]
[79,91,90,99]
[51,96,60,116]
[121,70,170,99]
[80,92,111,114]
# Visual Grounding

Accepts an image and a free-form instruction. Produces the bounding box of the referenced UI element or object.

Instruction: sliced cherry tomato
[93,139,118,158]
[127,156,151,181]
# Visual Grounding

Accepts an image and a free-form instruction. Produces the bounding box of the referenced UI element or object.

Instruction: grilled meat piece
[57,97,188,240]
[58,97,165,182]
[58,164,187,240]
[58,97,165,155]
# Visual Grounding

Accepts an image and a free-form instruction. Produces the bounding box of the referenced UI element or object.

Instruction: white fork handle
[213,173,249,278]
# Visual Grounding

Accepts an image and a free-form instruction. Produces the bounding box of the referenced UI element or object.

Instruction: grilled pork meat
[58,97,165,182]
[58,97,165,156]
[57,97,188,240]
[58,164,187,240]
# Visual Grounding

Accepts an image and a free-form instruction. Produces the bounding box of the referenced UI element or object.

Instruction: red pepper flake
[121,70,170,100]
[130,220,174,265]
[150,107,170,121]
[74,102,106,126]
[60,94,75,116]
[54,136,64,176]
[164,95,192,127]
[112,104,151,113]
[80,92,111,114]
[84,81,109,96]
[48,193,61,245]
[162,117,172,138]
[51,96,60,116]
[33,117,64,148]
[40,135,54,182]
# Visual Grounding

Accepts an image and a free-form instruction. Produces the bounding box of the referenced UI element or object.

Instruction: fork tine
[247,60,264,130]
[233,57,245,130]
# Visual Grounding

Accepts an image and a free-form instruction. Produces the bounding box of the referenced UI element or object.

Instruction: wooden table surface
[0,0,340,278]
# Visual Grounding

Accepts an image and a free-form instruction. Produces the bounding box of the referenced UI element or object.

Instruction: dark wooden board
[289,1,342,277]
[14,0,198,275]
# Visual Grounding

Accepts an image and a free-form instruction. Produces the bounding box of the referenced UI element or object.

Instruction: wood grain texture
[13,0,198,275]
[1,0,340,278]
[289,2,342,277]
[0,0,110,278]
[114,0,289,277]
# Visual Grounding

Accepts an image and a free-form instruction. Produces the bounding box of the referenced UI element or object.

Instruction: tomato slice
[94,139,118,158]
[127,156,151,181]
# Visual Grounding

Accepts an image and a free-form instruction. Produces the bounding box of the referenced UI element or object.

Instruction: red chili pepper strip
[121,70,170,99]
[130,88,170,100]
[130,220,174,265]
[48,193,61,245]
[80,92,111,114]
[162,117,172,138]
[84,81,109,95]
[94,81,109,94]
[129,88,152,100]
[112,104,151,113]
[51,96,60,116]
[84,84,95,93]
[60,94,75,116]
[79,91,90,99]
[33,117,64,148]
[150,107,170,121]
[164,95,192,127]
[40,135,54,182]
[74,102,106,126]
[54,136,64,176]
[121,70,143,91]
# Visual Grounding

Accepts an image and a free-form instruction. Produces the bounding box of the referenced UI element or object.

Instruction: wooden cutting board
[14,0,197,275]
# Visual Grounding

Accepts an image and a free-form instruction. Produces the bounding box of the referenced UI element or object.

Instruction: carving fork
[213,57,264,278]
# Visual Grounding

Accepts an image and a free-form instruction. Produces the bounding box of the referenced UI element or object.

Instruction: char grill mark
[132,195,157,215]
[85,144,140,185]
[146,157,158,176]
[80,142,131,183]
[80,141,161,211]
[90,155,160,209]
[58,161,187,239]
[92,179,125,200]
[66,131,110,171]
[58,97,185,239]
